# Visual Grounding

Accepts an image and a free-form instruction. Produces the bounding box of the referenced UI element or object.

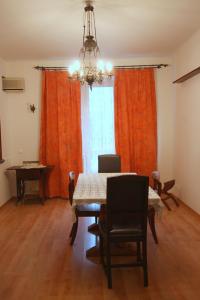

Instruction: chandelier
[68,0,113,89]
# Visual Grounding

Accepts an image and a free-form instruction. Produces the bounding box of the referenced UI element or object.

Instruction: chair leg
[99,234,105,267]
[69,224,74,237]
[142,239,148,287]
[95,216,98,223]
[148,207,158,244]
[105,238,112,289]
[137,241,141,262]
[70,219,78,245]
[168,193,180,207]
[161,197,172,211]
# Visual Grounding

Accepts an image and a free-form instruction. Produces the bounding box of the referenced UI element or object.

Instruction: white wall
[0,58,12,206]
[2,57,175,200]
[156,64,176,182]
[173,28,200,213]
[5,61,42,164]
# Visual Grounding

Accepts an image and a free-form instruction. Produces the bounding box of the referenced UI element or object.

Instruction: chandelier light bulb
[68,0,113,88]
[68,65,75,76]
[80,69,84,77]
[106,62,113,73]
[74,60,81,71]
[97,60,105,72]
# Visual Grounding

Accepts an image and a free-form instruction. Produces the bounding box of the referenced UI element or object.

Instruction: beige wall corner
[173,28,200,213]
[0,58,12,206]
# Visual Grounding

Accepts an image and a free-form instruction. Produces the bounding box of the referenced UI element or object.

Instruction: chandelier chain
[68,0,113,89]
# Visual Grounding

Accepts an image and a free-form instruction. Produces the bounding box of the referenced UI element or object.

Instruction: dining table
[72,173,163,257]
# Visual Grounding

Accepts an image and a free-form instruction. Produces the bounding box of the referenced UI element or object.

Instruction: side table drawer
[16,169,41,180]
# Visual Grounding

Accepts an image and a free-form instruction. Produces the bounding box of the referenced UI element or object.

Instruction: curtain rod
[34,64,168,71]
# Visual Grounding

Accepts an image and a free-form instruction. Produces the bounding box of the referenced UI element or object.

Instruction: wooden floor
[0,198,200,300]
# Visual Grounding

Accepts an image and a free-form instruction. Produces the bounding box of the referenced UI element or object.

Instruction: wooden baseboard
[176,197,200,219]
[0,196,15,209]
[0,196,69,210]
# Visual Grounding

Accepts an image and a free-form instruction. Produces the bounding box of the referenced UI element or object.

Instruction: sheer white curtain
[81,82,115,173]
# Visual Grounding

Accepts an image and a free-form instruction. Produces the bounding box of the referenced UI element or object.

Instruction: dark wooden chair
[162,180,179,208]
[98,154,121,173]
[152,171,179,211]
[68,171,100,245]
[99,175,149,289]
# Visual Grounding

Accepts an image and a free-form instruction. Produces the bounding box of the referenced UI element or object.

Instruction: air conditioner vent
[2,77,25,91]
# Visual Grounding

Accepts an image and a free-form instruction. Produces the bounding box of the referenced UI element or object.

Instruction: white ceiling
[0,0,200,60]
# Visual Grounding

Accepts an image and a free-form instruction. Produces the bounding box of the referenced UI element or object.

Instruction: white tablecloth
[72,173,163,221]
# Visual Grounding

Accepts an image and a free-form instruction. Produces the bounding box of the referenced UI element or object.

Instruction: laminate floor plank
[0,199,200,300]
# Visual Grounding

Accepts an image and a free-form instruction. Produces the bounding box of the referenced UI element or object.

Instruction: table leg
[86,223,134,257]
[86,242,134,257]
[86,223,100,257]
[148,206,158,244]
[88,223,99,236]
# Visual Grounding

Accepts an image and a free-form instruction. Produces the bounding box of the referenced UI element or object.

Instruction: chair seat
[99,221,143,239]
[76,203,100,216]
[161,191,172,200]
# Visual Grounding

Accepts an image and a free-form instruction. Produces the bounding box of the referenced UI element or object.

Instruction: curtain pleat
[40,71,83,198]
[114,68,157,178]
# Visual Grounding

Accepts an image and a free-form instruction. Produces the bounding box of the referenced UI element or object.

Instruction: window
[81,83,115,173]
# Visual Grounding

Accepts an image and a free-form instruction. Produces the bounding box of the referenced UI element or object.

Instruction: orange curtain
[40,71,83,198]
[114,68,157,177]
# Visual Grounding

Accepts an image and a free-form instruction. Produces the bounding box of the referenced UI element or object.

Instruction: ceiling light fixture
[68,0,113,89]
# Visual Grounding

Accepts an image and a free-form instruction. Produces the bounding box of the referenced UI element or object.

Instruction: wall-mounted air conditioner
[2,77,25,91]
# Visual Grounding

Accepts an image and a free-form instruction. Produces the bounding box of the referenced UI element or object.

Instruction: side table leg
[41,173,45,205]
[21,180,25,204]
[16,178,21,205]
[16,178,25,205]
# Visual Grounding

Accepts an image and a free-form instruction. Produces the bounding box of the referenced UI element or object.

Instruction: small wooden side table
[7,165,53,204]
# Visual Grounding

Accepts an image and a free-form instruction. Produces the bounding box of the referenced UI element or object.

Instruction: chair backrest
[68,171,75,205]
[106,175,149,232]
[98,154,121,173]
[163,179,175,193]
